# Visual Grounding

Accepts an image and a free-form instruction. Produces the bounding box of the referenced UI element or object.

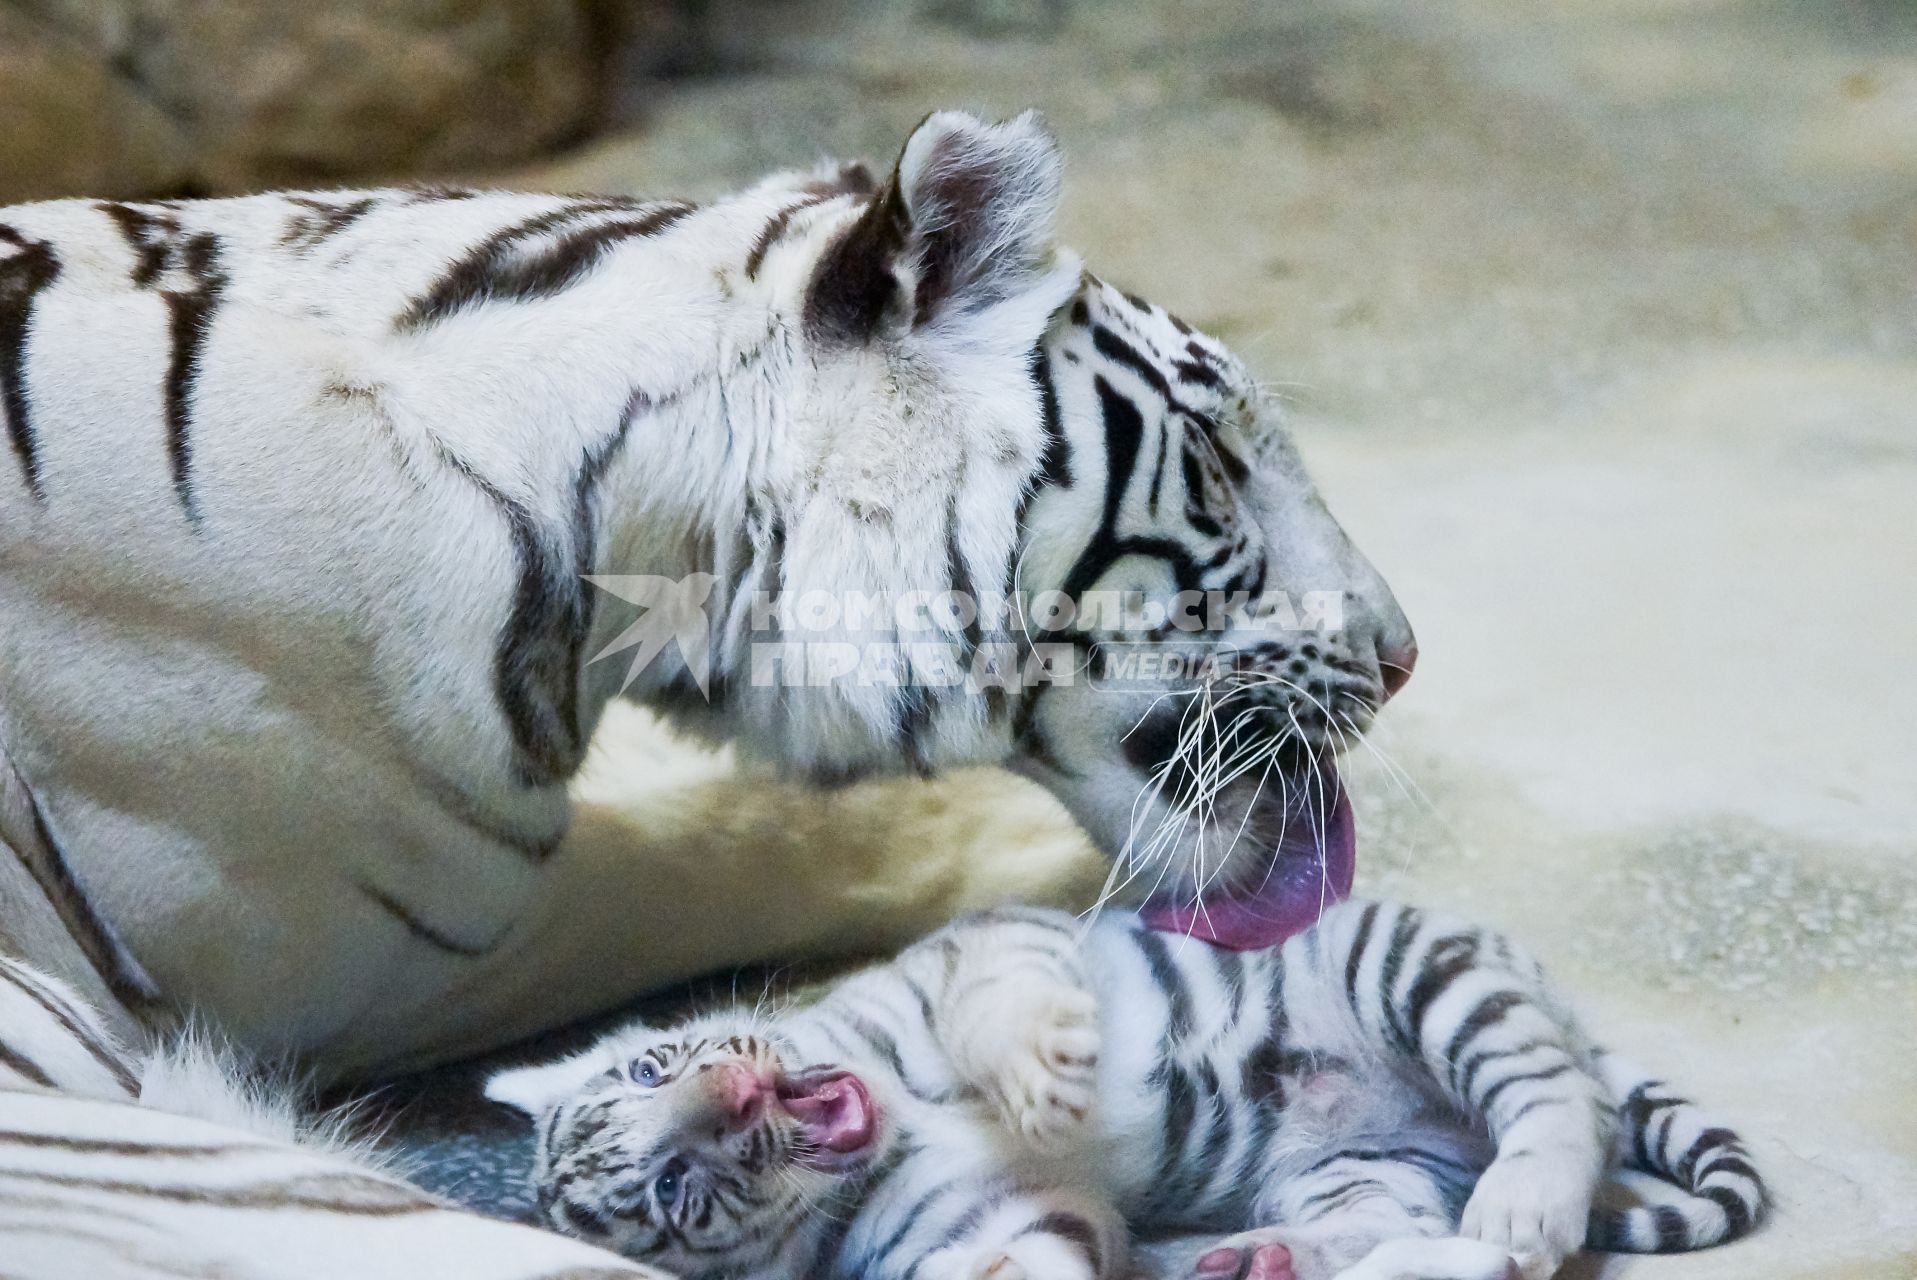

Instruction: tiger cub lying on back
[486,903,1764,1280]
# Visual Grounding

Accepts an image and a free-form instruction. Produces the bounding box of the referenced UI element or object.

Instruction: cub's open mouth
[1140,760,1355,950]
[777,1070,876,1168]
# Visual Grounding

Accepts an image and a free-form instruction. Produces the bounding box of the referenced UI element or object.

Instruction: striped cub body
[490,904,1764,1280]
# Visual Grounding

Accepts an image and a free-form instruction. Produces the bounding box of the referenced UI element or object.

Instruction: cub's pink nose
[712,1062,772,1122]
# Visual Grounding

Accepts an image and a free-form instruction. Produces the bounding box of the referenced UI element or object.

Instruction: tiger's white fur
[0,112,1078,1061]
[0,108,1418,1275]
[0,954,663,1278]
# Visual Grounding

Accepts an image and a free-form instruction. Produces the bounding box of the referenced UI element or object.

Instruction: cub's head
[486,1017,880,1278]
[673,111,1413,948]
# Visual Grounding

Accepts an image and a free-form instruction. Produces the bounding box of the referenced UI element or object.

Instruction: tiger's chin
[779,1069,879,1171]
[1139,760,1356,951]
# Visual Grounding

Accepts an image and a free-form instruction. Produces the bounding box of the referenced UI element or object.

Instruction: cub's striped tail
[1586,1052,1767,1253]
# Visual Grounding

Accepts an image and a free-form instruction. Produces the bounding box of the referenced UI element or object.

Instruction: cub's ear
[806,110,1064,341]
[484,1045,618,1115]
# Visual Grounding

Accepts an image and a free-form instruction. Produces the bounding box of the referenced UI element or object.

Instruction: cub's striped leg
[900,907,1101,1151]
[1586,1052,1766,1252]
[1319,902,1613,1280]
[1176,1139,1506,1280]
[891,1180,1124,1280]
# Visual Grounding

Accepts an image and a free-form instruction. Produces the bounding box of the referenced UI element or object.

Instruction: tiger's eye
[630,1058,662,1086]
[656,1158,686,1207]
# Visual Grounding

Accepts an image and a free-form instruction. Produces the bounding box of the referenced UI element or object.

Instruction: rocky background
[0,0,772,201]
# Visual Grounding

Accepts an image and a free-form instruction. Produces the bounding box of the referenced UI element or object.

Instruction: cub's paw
[1332,1237,1518,1280]
[1460,1154,1591,1280]
[1182,1230,1314,1280]
[924,1230,1097,1280]
[984,986,1101,1150]
[1189,1231,1518,1280]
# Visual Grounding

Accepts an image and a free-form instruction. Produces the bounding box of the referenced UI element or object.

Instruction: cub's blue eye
[629,1059,661,1086]
[655,1158,686,1207]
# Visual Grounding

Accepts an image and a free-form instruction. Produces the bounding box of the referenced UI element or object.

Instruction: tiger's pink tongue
[778,1071,874,1158]
[1140,764,1355,950]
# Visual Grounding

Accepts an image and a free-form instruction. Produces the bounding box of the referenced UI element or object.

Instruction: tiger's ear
[484,1044,618,1115]
[806,110,1064,341]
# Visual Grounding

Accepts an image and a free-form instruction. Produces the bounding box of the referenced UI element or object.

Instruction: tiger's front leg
[901,908,1102,1151]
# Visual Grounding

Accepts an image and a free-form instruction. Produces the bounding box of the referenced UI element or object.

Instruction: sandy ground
[387,2,1915,1275]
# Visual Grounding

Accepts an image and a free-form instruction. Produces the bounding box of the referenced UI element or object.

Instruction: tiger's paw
[984,985,1101,1151]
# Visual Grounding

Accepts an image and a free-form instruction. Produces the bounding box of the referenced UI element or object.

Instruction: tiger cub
[486,903,1764,1280]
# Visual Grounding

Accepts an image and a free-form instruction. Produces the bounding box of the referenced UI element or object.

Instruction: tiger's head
[653,110,1412,950]
[1006,279,1416,948]
[485,1016,878,1280]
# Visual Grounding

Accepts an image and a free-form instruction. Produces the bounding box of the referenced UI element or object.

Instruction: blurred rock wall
[0,0,647,202]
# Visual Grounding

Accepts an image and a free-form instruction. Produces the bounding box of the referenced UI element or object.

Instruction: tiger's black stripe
[744,194,834,280]
[407,760,567,860]
[1402,932,1480,1055]
[1146,1062,1199,1214]
[0,964,137,1094]
[1089,323,1193,417]
[1373,907,1423,1055]
[160,232,226,524]
[0,1167,441,1215]
[1056,381,1208,602]
[1091,376,1144,535]
[95,202,227,524]
[1343,900,1382,1009]
[1146,424,1169,514]
[1456,1036,1551,1101]
[0,1129,260,1157]
[1476,1062,1575,1116]
[399,201,695,330]
[1011,345,1072,602]
[484,485,581,787]
[1033,348,1073,489]
[358,881,498,958]
[559,385,648,731]
[1439,990,1524,1073]
[1295,1177,1390,1218]
[423,438,589,790]
[1020,1211,1103,1272]
[2,771,162,1011]
[1132,927,1193,1041]
[0,226,60,502]
[0,1041,54,1088]
[281,195,380,249]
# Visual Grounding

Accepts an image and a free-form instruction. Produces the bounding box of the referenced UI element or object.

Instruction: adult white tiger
[0,111,1416,1275]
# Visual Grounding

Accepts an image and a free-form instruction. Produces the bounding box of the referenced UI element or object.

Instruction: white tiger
[0,109,1416,1274]
[486,903,1765,1280]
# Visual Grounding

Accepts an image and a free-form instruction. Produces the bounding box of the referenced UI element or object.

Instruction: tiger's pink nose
[1378,638,1417,699]
[712,1062,772,1123]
